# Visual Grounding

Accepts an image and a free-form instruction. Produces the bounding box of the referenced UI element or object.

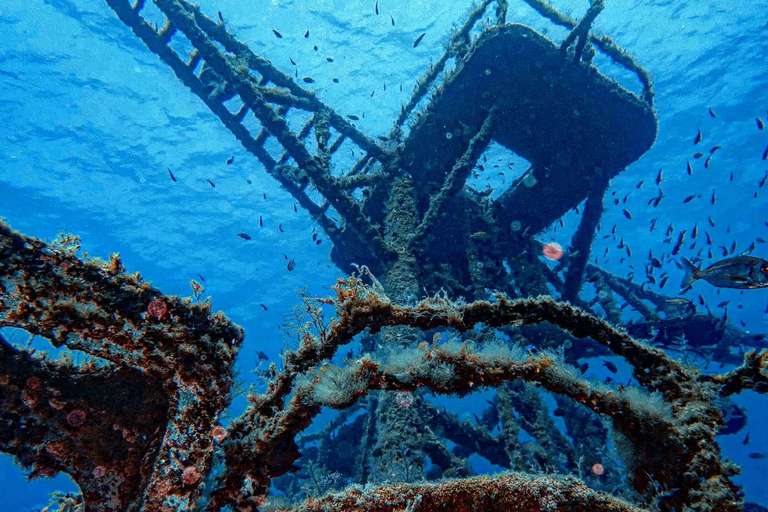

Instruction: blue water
[1,0,767,510]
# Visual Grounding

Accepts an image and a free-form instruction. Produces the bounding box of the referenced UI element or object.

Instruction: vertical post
[562,173,609,302]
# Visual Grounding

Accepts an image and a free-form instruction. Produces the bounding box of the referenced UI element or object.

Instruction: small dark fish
[659,276,669,288]
[706,232,713,245]
[263,192,267,199]
[302,76,314,83]
[743,432,750,445]
[710,145,721,154]
[256,350,269,360]
[666,297,692,306]
[259,215,263,228]
[315,239,322,245]
[656,168,663,185]
[290,57,296,65]
[762,144,768,160]
[326,56,334,62]
[692,223,698,239]
[197,273,206,282]
[259,304,268,312]
[287,258,295,271]
[651,191,663,207]
[206,179,216,188]
[711,189,716,205]
[304,30,309,38]
[683,194,696,203]
[704,155,711,168]
[293,204,297,213]
[272,29,283,38]
[217,11,224,23]
[681,256,768,289]
[708,108,716,117]
[246,177,252,184]
[730,171,734,181]
[693,152,704,159]
[347,114,360,120]
[603,360,618,374]
[622,209,632,219]
[636,180,644,189]
[760,172,768,188]
[744,241,756,255]
[374,0,379,15]
[279,224,284,233]
[167,168,177,182]
[313,45,318,51]
[650,218,658,232]
[708,216,715,227]
[694,130,702,145]
[672,230,687,256]
[686,161,693,175]
[757,117,765,130]
[370,89,375,97]
[333,78,339,83]
[716,300,730,308]
[391,15,395,26]
[748,452,767,459]
[237,232,252,240]
[413,32,425,48]
[651,257,662,268]
[226,156,234,165]
[666,223,674,236]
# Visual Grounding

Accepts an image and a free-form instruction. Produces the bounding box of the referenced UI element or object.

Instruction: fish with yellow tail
[681,256,768,289]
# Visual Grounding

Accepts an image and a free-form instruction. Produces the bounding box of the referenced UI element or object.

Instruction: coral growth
[2,221,766,511]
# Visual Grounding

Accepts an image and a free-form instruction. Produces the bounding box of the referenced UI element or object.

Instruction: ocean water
[0,0,767,510]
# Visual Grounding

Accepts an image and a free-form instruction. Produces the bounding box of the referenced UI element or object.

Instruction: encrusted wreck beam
[563,177,608,302]
[273,472,650,512]
[559,0,605,63]
[208,269,746,511]
[702,350,768,396]
[411,108,497,248]
[0,334,168,510]
[0,221,244,512]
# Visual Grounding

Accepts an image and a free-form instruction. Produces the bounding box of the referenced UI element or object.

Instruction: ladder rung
[234,104,249,122]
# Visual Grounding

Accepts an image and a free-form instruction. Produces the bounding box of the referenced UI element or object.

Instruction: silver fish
[681,256,768,289]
